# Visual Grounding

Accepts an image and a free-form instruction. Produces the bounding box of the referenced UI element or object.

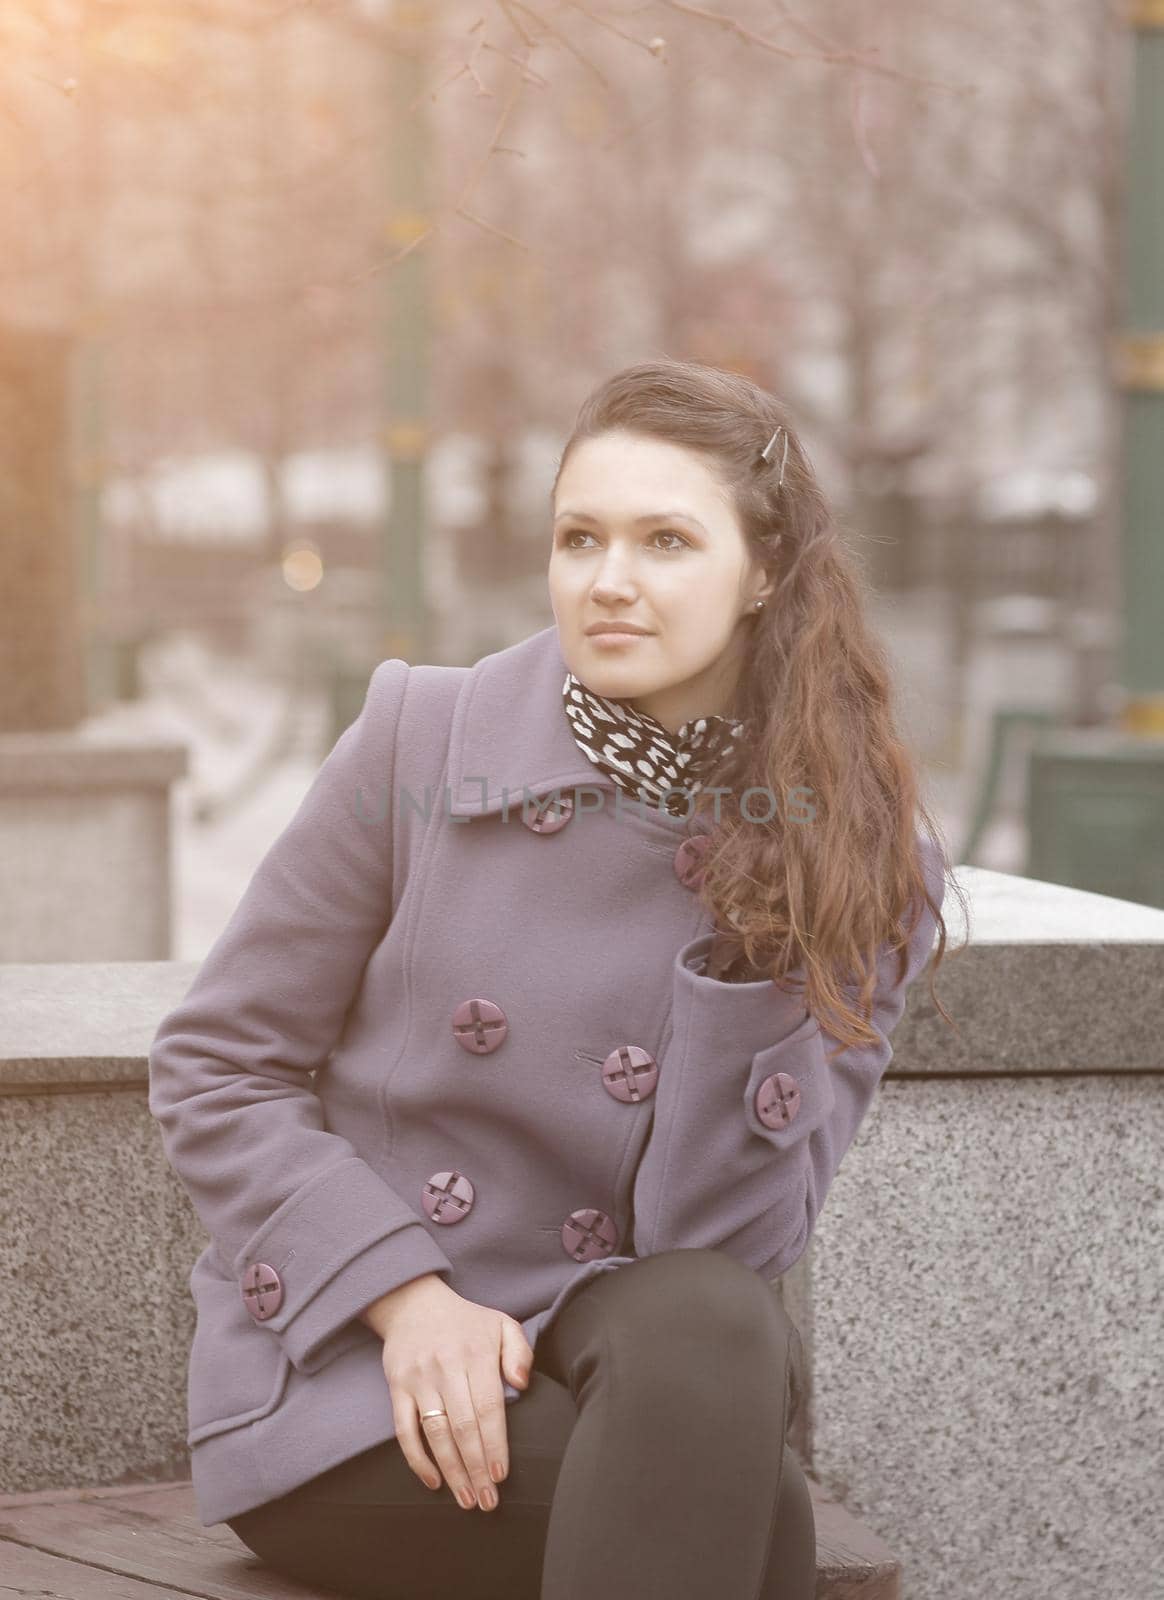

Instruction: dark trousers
[226,1248,816,1600]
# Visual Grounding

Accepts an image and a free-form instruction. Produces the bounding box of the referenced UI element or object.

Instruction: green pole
[1114,3,1164,733]
[326,1,433,746]
[380,0,433,668]
[1022,3,1164,905]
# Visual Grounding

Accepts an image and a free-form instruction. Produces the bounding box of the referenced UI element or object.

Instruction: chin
[581,663,638,687]
[574,659,640,690]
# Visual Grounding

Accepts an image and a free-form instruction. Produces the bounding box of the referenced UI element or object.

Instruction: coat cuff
[232,1157,454,1374]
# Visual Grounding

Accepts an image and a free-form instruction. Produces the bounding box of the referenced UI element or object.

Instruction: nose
[590,554,638,601]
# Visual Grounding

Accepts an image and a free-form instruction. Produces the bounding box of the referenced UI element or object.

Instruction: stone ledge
[0,732,188,790]
[3,865,1162,1088]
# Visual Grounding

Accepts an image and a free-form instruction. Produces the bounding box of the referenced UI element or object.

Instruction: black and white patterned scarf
[562,670,749,818]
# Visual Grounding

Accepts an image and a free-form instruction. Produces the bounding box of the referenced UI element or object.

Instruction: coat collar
[445,624,621,818]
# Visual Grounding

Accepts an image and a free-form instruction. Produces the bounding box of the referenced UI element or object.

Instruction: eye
[558,528,690,550]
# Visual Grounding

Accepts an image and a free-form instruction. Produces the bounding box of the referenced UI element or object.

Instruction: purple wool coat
[148,622,947,1526]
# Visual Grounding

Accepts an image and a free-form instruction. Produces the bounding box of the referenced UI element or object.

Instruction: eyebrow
[554,509,708,534]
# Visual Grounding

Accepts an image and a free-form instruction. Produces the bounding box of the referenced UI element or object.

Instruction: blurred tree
[0,0,1130,729]
[0,324,85,730]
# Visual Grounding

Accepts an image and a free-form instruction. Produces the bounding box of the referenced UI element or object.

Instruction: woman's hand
[360,1275,534,1512]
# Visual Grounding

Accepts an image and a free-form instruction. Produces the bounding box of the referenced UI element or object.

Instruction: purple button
[423,1170,476,1224]
[561,1208,619,1262]
[522,793,574,834]
[601,1045,658,1103]
[755,1071,801,1131]
[674,833,710,890]
[240,1261,283,1321]
[452,998,508,1054]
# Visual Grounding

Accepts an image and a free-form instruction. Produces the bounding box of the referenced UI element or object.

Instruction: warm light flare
[281,541,324,593]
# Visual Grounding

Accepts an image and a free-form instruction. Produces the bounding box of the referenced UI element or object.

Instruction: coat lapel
[445,624,617,818]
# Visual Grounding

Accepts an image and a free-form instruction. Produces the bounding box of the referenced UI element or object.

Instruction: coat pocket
[186,1262,293,1445]
[743,1016,834,1146]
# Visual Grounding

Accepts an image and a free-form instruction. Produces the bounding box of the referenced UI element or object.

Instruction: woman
[148,357,960,1600]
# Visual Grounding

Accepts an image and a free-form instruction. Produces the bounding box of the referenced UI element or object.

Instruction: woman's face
[548,429,773,732]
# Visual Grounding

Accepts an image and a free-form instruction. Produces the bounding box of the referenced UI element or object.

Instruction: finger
[419,1392,479,1511]
[443,1367,499,1511]
[500,1315,534,1402]
[475,1352,513,1487]
[390,1388,443,1494]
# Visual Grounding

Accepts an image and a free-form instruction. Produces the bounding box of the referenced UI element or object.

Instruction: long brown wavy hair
[551,357,966,1057]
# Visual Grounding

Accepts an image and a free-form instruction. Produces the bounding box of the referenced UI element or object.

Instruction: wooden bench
[0,1473,901,1597]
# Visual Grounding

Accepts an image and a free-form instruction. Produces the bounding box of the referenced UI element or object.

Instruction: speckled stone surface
[0,959,205,1494]
[803,865,1164,1600]
[0,734,187,961]
[1,867,1161,1600]
[0,1083,206,1491]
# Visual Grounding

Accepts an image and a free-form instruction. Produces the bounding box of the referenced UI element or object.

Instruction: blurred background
[2,0,1161,961]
